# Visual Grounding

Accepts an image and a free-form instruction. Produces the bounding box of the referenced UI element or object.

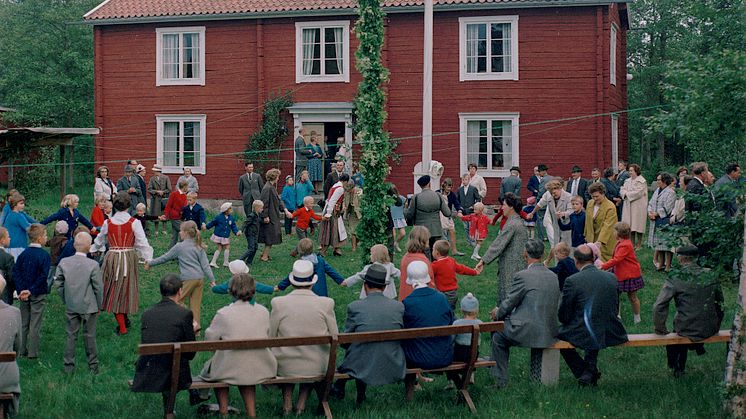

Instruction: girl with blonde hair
[342,244,400,299]
[41,194,95,239]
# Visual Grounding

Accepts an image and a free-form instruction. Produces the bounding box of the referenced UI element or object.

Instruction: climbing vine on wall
[244,92,293,173]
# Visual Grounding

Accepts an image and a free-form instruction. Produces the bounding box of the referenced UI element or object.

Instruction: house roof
[84,0,628,23]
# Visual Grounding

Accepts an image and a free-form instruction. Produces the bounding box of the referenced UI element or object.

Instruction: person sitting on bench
[557,245,628,386]
[0,274,21,418]
[652,244,724,378]
[331,263,406,404]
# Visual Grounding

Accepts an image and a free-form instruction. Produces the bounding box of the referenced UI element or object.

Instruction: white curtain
[502,24,512,72]
[163,122,179,167]
[163,34,179,79]
[302,28,317,75]
[333,27,343,75]
[466,24,479,73]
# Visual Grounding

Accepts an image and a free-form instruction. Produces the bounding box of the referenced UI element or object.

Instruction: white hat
[152,164,163,172]
[228,260,250,275]
[220,202,232,213]
[136,164,145,173]
[288,260,318,287]
[406,260,431,286]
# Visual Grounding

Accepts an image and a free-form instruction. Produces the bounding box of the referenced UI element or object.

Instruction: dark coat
[457,184,481,214]
[259,183,285,245]
[527,175,541,197]
[239,172,264,205]
[338,292,406,385]
[599,178,620,202]
[402,287,454,369]
[548,257,579,291]
[0,249,14,304]
[558,265,628,350]
[132,299,196,393]
[500,175,522,200]
[405,188,451,238]
[566,177,589,205]
[615,170,630,187]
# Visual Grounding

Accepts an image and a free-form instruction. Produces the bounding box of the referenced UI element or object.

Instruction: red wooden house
[85,0,629,201]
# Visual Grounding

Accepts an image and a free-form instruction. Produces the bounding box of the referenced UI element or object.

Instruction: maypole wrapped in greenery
[354,0,394,261]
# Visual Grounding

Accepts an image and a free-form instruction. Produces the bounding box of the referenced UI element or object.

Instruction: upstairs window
[459,113,520,177]
[156,27,205,86]
[295,21,350,83]
[156,115,206,174]
[459,16,519,81]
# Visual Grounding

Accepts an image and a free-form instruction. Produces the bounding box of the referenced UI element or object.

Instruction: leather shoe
[189,389,210,406]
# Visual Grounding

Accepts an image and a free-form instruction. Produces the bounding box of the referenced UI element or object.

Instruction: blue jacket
[206,213,239,238]
[41,208,94,238]
[13,246,51,296]
[5,211,36,249]
[281,185,297,211]
[277,254,344,297]
[569,211,587,248]
[402,287,454,369]
[182,203,206,226]
[295,180,315,207]
[549,257,579,291]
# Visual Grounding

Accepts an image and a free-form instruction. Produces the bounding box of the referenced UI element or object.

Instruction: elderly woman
[319,173,350,257]
[197,273,276,417]
[399,226,435,301]
[94,165,117,202]
[0,275,21,417]
[270,260,338,416]
[476,193,528,305]
[259,168,292,262]
[177,167,199,194]
[529,178,572,248]
[584,183,618,262]
[620,164,648,249]
[647,172,677,271]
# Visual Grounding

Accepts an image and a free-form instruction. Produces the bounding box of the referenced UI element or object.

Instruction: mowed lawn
[13,189,734,418]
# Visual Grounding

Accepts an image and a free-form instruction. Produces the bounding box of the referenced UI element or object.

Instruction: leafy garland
[244,92,293,173]
[354,0,394,262]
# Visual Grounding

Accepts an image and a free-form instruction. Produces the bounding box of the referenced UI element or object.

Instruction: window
[156,27,206,86]
[156,115,207,174]
[611,113,619,170]
[459,16,519,81]
[459,113,520,177]
[295,21,350,83]
[610,25,617,86]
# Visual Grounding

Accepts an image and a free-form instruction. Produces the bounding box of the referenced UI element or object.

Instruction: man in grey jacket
[406,175,451,254]
[117,165,144,214]
[238,162,264,217]
[294,127,313,181]
[500,166,522,201]
[490,239,559,387]
[54,232,104,374]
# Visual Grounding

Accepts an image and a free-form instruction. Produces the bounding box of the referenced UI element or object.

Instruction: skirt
[393,218,407,229]
[617,277,645,293]
[440,213,455,231]
[648,222,672,251]
[210,234,231,245]
[308,158,323,182]
[319,216,342,247]
[101,249,140,314]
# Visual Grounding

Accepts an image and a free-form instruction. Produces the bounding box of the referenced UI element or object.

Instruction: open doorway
[323,122,346,178]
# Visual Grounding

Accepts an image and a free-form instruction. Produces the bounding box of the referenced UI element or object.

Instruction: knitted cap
[460,293,479,312]
[54,220,69,235]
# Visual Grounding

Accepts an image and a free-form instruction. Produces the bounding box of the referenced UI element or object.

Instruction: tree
[354,0,394,261]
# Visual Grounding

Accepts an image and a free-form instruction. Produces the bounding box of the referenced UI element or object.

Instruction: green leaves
[244,92,293,173]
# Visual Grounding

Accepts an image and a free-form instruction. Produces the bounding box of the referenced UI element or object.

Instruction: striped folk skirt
[319,216,341,248]
[101,249,140,314]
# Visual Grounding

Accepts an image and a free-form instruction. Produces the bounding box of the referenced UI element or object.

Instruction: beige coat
[270,289,338,377]
[198,300,277,385]
[620,176,648,233]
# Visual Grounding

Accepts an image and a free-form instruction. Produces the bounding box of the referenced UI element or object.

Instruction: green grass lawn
[12,189,734,418]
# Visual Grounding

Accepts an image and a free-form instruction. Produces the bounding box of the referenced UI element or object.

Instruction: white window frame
[610,24,617,86]
[295,21,350,83]
[155,26,206,86]
[156,114,207,175]
[459,15,519,82]
[459,112,520,178]
[611,113,619,171]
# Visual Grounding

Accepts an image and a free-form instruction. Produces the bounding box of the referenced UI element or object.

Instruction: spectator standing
[500,166,522,201]
[323,160,347,199]
[616,160,630,187]
[258,169,292,262]
[306,133,325,192]
[526,166,541,198]
[281,176,297,236]
[116,165,144,214]
[457,174,481,246]
[406,175,451,254]
[584,183,618,261]
[147,165,171,236]
[619,164,648,249]
[94,166,117,202]
[713,162,742,218]
[238,162,264,219]
[177,167,199,194]
[294,127,313,182]
[535,164,551,241]
[530,179,572,248]
[0,274,21,417]
[135,165,148,208]
[566,166,589,206]
[600,168,622,219]
[0,228,15,304]
[14,224,51,359]
[468,164,487,199]
[648,173,676,271]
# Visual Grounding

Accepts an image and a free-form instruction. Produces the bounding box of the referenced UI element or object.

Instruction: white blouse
[323,182,345,217]
[94,177,117,201]
[91,210,153,261]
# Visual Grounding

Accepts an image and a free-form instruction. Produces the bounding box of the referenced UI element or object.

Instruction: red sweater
[492,209,531,229]
[431,256,479,292]
[601,239,642,281]
[164,191,187,220]
[291,206,322,230]
[90,206,106,237]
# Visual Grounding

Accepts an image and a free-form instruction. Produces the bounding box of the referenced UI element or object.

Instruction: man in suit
[599,168,622,219]
[457,174,481,246]
[294,127,313,181]
[526,166,541,198]
[615,160,630,187]
[238,162,264,217]
[331,264,406,404]
[406,175,451,254]
[500,166,522,201]
[566,165,589,206]
[54,232,104,374]
[490,239,560,387]
[116,165,144,214]
[323,160,346,198]
[558,245,628,386]
[132,274,199,413]
[713,162,742,218]
[0,227,14,305]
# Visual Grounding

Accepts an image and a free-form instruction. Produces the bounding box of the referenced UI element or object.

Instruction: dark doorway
[323,122,345,178]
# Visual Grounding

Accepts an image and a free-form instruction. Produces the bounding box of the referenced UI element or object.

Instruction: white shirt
[323,182,345,217]
[469,174,487,198]
[571,178,579,196]
[91,210,153,260]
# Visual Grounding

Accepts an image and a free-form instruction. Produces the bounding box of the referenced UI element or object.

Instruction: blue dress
[306,144,324,182]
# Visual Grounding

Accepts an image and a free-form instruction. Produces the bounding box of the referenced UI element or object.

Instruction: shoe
[333,250,343,256]
[470,255,481,261]
[125,316,131,328]
[454,251,465,256]
[189,389,210,406]
[209,262,218,268]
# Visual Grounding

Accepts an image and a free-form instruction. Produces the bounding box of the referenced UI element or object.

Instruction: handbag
[405,195,418,226]
[655,216,670,228]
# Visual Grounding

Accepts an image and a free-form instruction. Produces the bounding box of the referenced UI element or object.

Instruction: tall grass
[11,189,733,418]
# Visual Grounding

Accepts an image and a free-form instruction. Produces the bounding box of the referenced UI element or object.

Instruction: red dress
[101,218,140,313]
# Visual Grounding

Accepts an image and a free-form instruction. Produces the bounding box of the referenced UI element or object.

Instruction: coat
[536,189,573,247]
[270,289,338,377]
[338,292,406,385]
[402,287,454,369]
[584,197,618,262]
[94,177,117,202]
[0,301,21,395]
[652,264,724,341]
[620,176,648,234]
[405,188,451,238]
[0,249,14,304]
[206,214,239,238]
[276,254,345,297]
[500,175,522,200]
[566,177,589,204]
[601,239,642,281]
[323,170,344,199]
[41,208,94,238]
[54,254,104,314]
[647,186,676,250]
[457,184,481,214]
[481,214,529,305]
[116,175,144,213]
[259,183,285,245]
[132,299,196,392]
[198,300,277,385]
[147,174,172,217]
[558,265,628,349]
[238,172,264,205]
[495,263,560,348]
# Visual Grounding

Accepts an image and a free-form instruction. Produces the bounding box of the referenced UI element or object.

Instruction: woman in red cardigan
[601,222,644,324]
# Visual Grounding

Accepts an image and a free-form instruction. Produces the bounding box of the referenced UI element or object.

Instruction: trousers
[20,294,47,358]
[64,311,99,370]
[177,279,204,328]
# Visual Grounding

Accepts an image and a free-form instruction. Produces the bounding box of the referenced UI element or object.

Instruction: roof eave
[83,0,632,26]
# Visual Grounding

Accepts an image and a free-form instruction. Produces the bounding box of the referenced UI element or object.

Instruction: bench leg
[529,348,560,386]
[0,399,5,419]
[459,389,477,414]
[404,374,416,401]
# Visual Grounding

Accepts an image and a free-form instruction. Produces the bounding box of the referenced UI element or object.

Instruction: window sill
[459,73,519,82]
[162,167,205,175]
[156,78,206,87]
[295,75,349,84]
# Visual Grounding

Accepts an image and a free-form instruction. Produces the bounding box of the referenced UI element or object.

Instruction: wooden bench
[0,352,17,419]
[132,322,506,418]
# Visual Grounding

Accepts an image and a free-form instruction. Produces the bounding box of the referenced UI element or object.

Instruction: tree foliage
[354,0,394,262]
[244,93,293,173]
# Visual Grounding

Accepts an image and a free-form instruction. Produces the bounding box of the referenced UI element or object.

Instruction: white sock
[211,250,220,265]
[223,249,230,265]
[472,244,481,257]
[633,314,641,324]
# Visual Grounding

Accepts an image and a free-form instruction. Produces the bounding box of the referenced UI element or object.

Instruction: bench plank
[0,352,16,363]
[549,330,731,350]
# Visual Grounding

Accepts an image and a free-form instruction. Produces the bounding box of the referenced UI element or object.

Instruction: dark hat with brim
[538,164,548,171]
[363,264,389,287]
[510,166,521,173]
[417,175,431,188]
[571,165,583,173]
[676,244,699,256]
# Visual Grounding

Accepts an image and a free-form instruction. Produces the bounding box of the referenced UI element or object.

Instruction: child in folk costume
[458,202,491,261]
[206,203,241,268]
[342,182,362,252]
[41,194,96,239]
[341,244,400,299]
[319,173,350,257]
[91,191,153,335]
